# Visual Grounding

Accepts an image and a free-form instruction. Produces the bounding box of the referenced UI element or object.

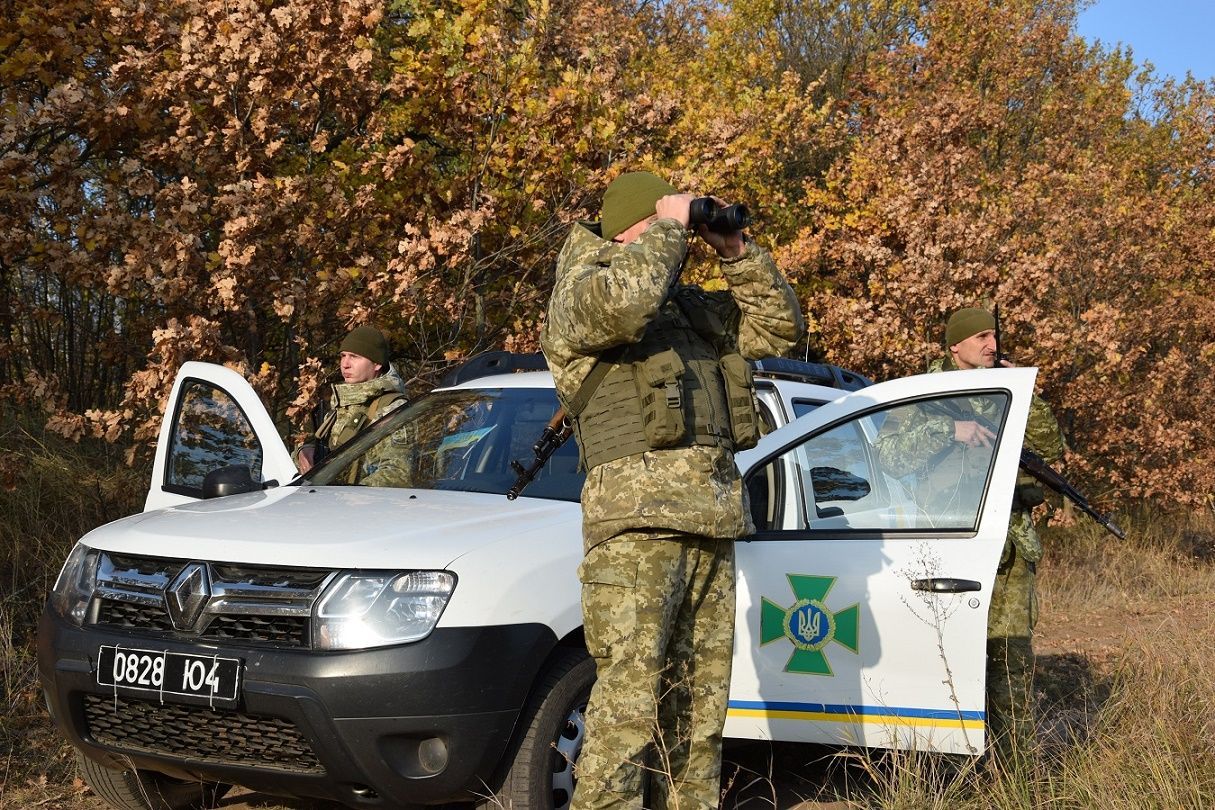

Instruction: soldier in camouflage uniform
[541,172,804,809]
[294,325,408,482]
[876,307,1065,765]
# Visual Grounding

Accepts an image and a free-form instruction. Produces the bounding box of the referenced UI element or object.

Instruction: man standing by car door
[294,325,408,475]
[877,306,1065,766]
[541,171,804,809]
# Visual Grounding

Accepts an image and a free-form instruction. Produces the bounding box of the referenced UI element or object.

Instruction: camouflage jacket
[541,220,805,550]
[294,364,408,481]
[926,356,1065,469]
[875,355,1065,562]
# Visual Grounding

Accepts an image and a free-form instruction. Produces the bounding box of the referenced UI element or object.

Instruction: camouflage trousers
[986,511,1039,765]
[571,532,736,810]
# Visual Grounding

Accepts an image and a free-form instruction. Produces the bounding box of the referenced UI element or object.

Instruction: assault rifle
[1018,448,1125,540]
[507,409,573,500]
[928,397,1125,540]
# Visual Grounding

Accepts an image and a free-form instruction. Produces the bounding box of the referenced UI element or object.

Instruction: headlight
[314,571,455,650]
[49,543,100,626]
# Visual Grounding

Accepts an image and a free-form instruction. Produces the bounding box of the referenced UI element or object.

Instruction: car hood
[79,486,582,569]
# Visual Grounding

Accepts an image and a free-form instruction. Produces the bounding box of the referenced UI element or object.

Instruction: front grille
[210,564,330,589]
[89,553,332,649]
[97,598,175,633]
[83,694,325,774]
[200,614,309,646]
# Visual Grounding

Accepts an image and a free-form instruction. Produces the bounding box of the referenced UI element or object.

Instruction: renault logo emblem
[166,563,211,631]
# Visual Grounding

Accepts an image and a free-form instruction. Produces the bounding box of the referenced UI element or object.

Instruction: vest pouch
[1007,510,1044,564]
[719,353,760,451]
[1013,482,1045,510]
[636,349,687,448]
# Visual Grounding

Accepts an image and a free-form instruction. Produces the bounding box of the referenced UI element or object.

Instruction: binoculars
[688,197,750,234]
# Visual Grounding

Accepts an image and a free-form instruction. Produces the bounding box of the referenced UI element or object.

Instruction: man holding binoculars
[541,171,804,809]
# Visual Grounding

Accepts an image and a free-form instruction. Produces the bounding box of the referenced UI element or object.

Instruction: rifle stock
[507,409,573,500]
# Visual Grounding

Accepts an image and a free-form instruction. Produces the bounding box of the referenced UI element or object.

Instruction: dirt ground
[37,751,857,810]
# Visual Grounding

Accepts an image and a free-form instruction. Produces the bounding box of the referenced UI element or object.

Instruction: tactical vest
[563,290,760,470]
[315,391,406,452]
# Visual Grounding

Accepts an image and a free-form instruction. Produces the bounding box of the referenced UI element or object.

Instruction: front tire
[482,647,596,810]
[78,753,231,810]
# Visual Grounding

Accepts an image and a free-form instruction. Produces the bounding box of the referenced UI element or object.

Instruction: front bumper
[38,606,557,807]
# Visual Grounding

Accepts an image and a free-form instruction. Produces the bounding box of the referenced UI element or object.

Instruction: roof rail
[441,350,873,394]
[750,358,872,392]
[439,351,549,387]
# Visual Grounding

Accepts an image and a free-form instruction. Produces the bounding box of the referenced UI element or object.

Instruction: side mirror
[202,465,261,499]
[809,466,871,503]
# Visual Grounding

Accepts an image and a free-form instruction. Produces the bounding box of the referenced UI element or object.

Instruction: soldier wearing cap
[541,172,804,809]
[295,325,408,477]
[877,307,1065,764]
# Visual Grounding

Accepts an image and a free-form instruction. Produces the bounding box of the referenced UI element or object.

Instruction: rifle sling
[565,346,625,417]
[564,292,721,418]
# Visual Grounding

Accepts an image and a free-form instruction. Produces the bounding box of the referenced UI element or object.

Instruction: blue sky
[1076,1,1215,81]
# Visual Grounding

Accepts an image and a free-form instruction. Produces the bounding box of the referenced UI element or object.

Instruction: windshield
[306,387,584,502]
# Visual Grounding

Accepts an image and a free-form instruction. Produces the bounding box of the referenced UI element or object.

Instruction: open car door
[145,362,297,512]
[728,367,1037,756]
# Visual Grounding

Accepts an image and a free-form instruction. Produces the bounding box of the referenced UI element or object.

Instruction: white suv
[39,355,1038,809]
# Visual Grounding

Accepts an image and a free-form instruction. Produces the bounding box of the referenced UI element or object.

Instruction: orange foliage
[1,0,1212,507]
[801,0,1215,505]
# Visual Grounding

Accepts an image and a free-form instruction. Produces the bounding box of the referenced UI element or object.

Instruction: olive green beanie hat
[945,307,996,348]
[600,171,678,241]
[340,325,389,368]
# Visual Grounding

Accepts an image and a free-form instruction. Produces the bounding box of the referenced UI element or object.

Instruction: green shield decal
[760,574,860,676]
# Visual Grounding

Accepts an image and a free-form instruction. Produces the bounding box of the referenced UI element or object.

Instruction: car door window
[166,380,264,494]
[791,399,826,418]
[753,393,1010,532]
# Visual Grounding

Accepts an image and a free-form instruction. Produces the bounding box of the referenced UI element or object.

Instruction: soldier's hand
[655,193,694,229]
[954,420,995,448]
[298,445,315,473]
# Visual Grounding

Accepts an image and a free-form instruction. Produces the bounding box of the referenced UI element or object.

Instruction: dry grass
[0,411,144,807]
[1043,503,1215,613]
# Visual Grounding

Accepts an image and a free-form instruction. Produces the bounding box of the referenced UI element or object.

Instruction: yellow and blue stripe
[728,699,985,730]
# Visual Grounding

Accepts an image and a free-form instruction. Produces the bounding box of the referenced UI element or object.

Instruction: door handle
[911,578,982,593]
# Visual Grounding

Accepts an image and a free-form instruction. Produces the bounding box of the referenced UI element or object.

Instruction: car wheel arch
[476,643,595,810]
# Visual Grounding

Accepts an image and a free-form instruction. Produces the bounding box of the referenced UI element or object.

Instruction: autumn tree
[801,0,1215,504]
[4,0,1212,505]
[2,0,839,455]
[715,0,923,101]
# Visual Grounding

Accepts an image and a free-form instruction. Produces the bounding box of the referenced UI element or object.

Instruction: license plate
[96,646,241,701]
